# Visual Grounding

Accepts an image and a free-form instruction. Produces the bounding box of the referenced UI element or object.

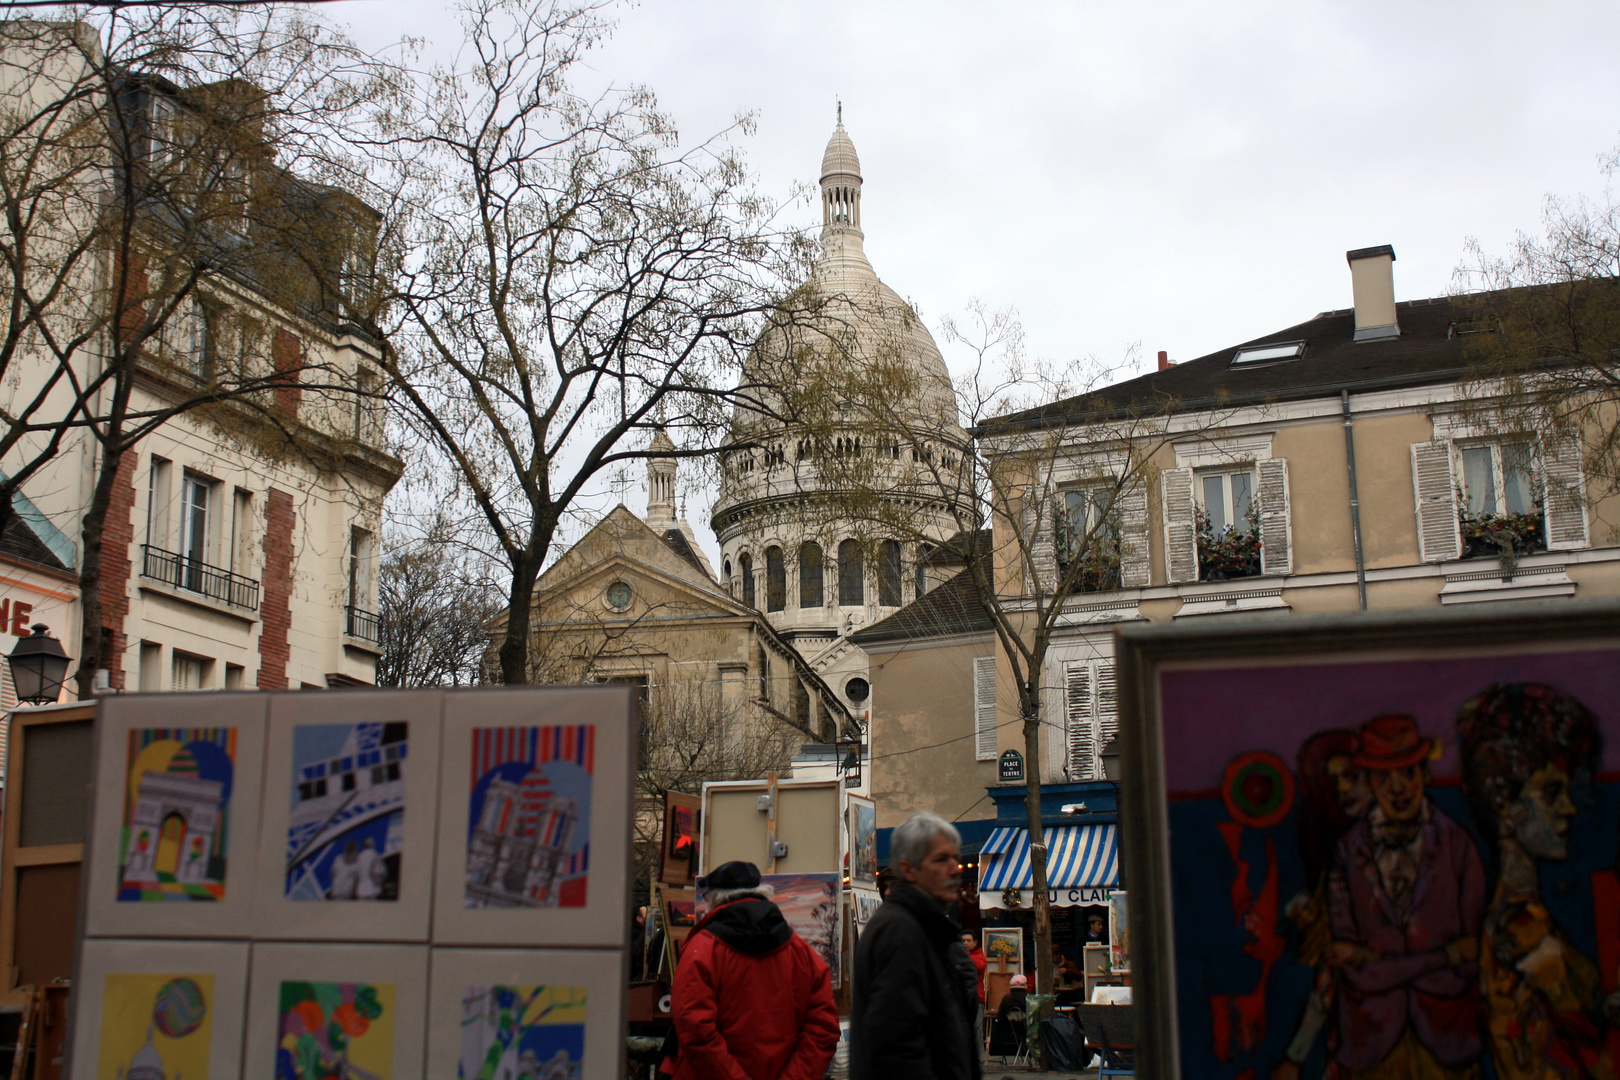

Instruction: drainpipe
[1341,390,1368,610]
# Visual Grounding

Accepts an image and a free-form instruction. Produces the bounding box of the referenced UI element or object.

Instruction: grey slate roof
[0,514,71,575]
[849,569,994,644]
[988,293,1482,432]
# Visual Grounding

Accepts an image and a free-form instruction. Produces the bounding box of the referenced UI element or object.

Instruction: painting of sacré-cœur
[465,725,593,909]
[1163,647,1620,1080]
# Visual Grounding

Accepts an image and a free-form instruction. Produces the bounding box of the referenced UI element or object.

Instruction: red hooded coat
[670,895,841,1080]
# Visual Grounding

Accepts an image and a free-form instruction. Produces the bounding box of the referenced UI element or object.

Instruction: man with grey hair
[851,812,980,1080]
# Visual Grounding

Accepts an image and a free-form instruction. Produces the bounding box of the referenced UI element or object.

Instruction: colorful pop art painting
[276,981,395,1080]
[1159,646,1620,1079]
[285,723,408,901]
[458,985,585,1080]
[465,726,593,909]
[118,728,235,902]
[97,973,214,1079]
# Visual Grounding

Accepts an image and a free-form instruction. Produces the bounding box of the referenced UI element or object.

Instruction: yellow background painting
[97,973,214,1080]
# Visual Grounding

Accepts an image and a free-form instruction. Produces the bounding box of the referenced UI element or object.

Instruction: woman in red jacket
[667,861,841,1080]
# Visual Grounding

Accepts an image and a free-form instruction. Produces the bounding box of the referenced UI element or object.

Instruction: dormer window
[1230,341,1305,367]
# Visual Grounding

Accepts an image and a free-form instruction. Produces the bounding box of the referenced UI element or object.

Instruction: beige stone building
[0,25,400,707]
[862,244,1620,817]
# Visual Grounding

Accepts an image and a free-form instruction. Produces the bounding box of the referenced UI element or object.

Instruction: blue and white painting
[285,722,407,901]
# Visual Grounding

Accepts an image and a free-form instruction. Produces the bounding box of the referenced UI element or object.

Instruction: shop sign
[996,886,1113,908]
[998,749,1024,782]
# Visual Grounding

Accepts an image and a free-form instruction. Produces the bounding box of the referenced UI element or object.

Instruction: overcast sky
[332,0,1620,553]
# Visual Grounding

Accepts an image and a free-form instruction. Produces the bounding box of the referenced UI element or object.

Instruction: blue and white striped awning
[977,825,1118,891]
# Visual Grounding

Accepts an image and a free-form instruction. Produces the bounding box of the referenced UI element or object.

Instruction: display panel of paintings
[252,691,442,941]
[846,794,877,884]
[658,791,700,887]
[242,942,429,1080]
[1116,602,1620,1080]
[425,947,624,1080]
[848,886,880,938]
[658,885,696,974]
[432,686,635,946]
[69,937,250,1080]
[84,694,268,939]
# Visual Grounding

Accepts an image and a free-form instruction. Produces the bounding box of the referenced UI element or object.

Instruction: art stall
[696,776,879,1013]
[56,684,638,1080]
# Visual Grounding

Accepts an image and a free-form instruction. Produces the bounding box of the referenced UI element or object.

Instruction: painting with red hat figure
[1159,646,1620,1080]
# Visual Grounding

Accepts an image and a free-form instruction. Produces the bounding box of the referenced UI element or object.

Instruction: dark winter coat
[669,896,841,1080]
[850,882,982,1080]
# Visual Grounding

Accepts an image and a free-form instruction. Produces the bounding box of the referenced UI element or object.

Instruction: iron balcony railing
[142,544,261,611]
[346,604,380,643]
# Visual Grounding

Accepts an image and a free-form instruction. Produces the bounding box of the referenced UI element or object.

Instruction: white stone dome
[821,123,861,182]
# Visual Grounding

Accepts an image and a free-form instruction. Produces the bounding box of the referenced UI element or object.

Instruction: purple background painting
[1161,647,1620,792]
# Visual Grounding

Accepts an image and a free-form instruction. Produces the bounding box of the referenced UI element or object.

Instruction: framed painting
[763,872,842,988]
[252,691,442,941]
[432,686,636,947]
[84,694,268,939]
[982,927,1023,974]
[846,794,877,884]
[658,791,700,888]
[1117,599,1620,1079]
[242,942,429,1080]
[68,937,250,1080]
[424,947,625,1080]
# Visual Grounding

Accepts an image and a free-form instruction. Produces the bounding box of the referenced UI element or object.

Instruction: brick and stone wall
[257,487,295,689]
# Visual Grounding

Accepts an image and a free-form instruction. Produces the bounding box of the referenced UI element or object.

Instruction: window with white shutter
[1162,467,1197,583]
[1411,441,1462,562]
[1257,458,1292,575]
[974,656,997,761]
[1117,481,1151,588]
[1026,482,1057,594]
[1064,659,1117,780]
[1542,436,1590,550]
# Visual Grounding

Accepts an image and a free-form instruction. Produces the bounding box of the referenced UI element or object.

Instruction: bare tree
[0,8,399,693]
[1454,143,1620,500]
[333,0,809,686]
[789,301,1231,996]
[377,520,502,687]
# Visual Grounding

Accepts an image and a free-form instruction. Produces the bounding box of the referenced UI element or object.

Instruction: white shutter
[1542,436,1589,550]
[1257,458,1292,576]
[1095,662,1118,754]
[1025,482,1057,594]
[1411,441,1461,563]
[1162,467,1198,583]
[1065,663,1096,780]
[1117,481,1151,588]
[974,656,998,761]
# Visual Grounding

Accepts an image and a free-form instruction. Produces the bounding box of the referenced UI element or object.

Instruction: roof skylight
[1231,341,1305,367]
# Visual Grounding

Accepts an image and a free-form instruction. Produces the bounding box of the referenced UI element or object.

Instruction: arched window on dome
[723,559,733,597]
[740,552,755,608]
[879,539,902,606]
[800,542,824,608]
[765,547,786,611]
[916,544,933,597]
[838,539,863,606]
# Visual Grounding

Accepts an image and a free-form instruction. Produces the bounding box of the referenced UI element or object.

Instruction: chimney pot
[1346,245,1399,342]
[1157,350,1170,371]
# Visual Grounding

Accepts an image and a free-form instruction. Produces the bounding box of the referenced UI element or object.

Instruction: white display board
[69,686,637,1080]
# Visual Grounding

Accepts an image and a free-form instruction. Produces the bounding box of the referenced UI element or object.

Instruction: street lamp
[1100,738,1121,783]
[8,624,71,706]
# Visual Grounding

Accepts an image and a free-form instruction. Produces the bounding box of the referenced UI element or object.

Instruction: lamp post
[7,624,71,706]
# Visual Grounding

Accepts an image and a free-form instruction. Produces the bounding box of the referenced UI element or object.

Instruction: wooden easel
[9,984,67,1080]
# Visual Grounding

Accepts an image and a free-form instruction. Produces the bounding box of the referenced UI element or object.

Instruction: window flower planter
[1460,508,1545,575]
[1196,505,1262,581]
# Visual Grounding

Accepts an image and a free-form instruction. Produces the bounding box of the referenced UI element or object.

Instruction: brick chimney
[1346,245,1398,342]
[1157,350,1172,371]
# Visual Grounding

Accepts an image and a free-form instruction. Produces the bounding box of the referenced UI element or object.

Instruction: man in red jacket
[668,860,841,1080]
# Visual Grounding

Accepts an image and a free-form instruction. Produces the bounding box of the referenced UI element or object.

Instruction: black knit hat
[698,860,761,891]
